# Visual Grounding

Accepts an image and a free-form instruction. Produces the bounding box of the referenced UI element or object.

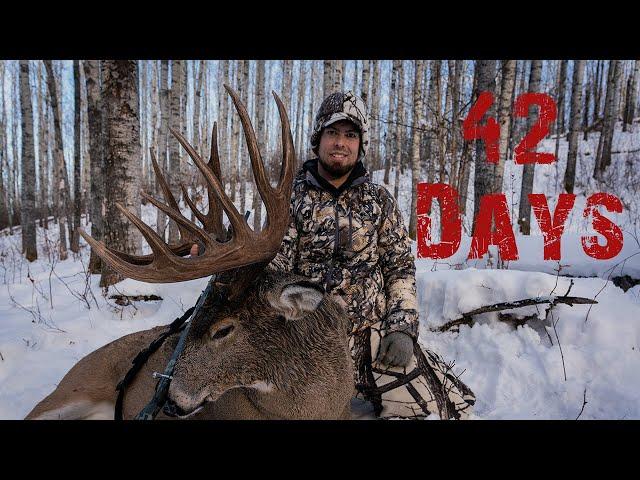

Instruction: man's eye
[347,133,358,138]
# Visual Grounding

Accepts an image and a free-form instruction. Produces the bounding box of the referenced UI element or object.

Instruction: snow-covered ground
[1,124,639,420]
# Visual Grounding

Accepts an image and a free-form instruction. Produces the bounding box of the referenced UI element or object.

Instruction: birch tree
[496,60,516,192]
[283,60,293,118]
[0,61,8,230]
[564,60,586,194]
[472,60,499,232]
[623,60,639,131]
[156,60,169,237]
[554,60,568,165]
[238,60,250,215]
[448,60,463,192]
[100,60,141,287]
[84,60,105,273]
[19,60,37,261]
[408,60,425,240]
[517,60,542,235]
[230,61,240,202]
[595,60,621,178]
[333,60,343,92]
[384,60,399,185]
[167,60,182,244]
[393,61,405,200]
[36,61,49,228]
[44,60,70,259]
[70,60,81,253]
[252,60,266,231]
[370,60,381,171]
[323,60,332,98]
[294,61,306,159]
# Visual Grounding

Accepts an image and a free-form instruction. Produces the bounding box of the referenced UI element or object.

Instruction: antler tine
[114,203,176,260]
[272,90,295,198]
[169,126,248,243]
[180,183,208,228]
[149,148,194,243]
[141,192,215,250]
[223,84,272,211]
[205,122,225,240]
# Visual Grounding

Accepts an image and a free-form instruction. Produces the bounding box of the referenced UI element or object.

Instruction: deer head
[65,85,354,420]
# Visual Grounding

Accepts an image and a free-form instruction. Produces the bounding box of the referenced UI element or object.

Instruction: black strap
[114,305,195,420]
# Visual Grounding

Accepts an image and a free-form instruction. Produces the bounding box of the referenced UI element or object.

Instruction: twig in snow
[550,311,567,381]
[575,388,588,420]
[434,293,596,332]
[0,350,4,361]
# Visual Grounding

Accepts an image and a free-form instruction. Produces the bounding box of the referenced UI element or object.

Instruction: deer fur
[25,271,354,420]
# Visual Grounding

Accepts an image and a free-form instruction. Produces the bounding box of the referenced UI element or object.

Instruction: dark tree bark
[19,60,37,261]
[393,61,405,200]
[408,60,425,240]
[157,60,169,237]
[623,60,639,131]
[496,60,516,192]
[384,60,398,185]
[517,60,542,235]
[472,60,498,232]
[0,61,8,230]
[554,60,568,165]
[583,64,592,141]
[70,60,82,253]
[167,60,183,244]
[99,60,142,287]
[595,60,621,178]
[44,60,70,260]
[564,60,586,194]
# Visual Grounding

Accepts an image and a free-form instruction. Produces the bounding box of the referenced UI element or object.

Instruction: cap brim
[322,113,359,129]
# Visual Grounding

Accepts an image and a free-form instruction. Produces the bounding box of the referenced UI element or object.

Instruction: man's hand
[377,331,414,368]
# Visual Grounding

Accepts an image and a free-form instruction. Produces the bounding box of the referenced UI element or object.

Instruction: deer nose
[162,399,187,418]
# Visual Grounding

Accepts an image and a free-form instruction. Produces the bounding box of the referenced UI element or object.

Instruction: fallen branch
[434,295,597,333]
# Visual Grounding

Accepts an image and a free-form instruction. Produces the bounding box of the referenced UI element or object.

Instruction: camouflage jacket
[269,159,419,338]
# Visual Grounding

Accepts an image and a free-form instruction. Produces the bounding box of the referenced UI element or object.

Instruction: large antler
[79,85,295,283]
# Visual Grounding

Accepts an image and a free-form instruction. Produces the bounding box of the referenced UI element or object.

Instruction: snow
[1,124,640,420]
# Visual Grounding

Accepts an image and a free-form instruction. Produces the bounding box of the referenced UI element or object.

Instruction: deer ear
[270,281,325,321]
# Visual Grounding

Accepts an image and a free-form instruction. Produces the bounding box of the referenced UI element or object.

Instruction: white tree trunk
[393,61,405,200]
[564,60,586,194]
[99,60,142,287]
[517,60,543,235]
[44,60,70,259]
[384,61,398,184]
[408,60,425,240]
[496,60,516,192]
[168,60,183,244]
[84,60,105,273]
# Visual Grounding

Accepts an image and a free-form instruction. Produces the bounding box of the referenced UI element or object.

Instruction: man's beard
[318,156,356,179]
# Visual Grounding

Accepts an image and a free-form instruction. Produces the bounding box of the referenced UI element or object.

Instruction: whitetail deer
[25,86,355,420]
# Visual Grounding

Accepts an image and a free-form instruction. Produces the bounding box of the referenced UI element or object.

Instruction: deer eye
[211,325,234,340]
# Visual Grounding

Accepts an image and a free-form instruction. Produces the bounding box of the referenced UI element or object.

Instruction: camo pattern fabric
[269,161,419,340]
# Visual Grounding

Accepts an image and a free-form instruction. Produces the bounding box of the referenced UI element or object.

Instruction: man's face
[317,120,360,179]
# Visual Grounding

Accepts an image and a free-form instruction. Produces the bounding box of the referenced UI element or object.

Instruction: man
[188,90,476,419]
[268,91,419,388]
